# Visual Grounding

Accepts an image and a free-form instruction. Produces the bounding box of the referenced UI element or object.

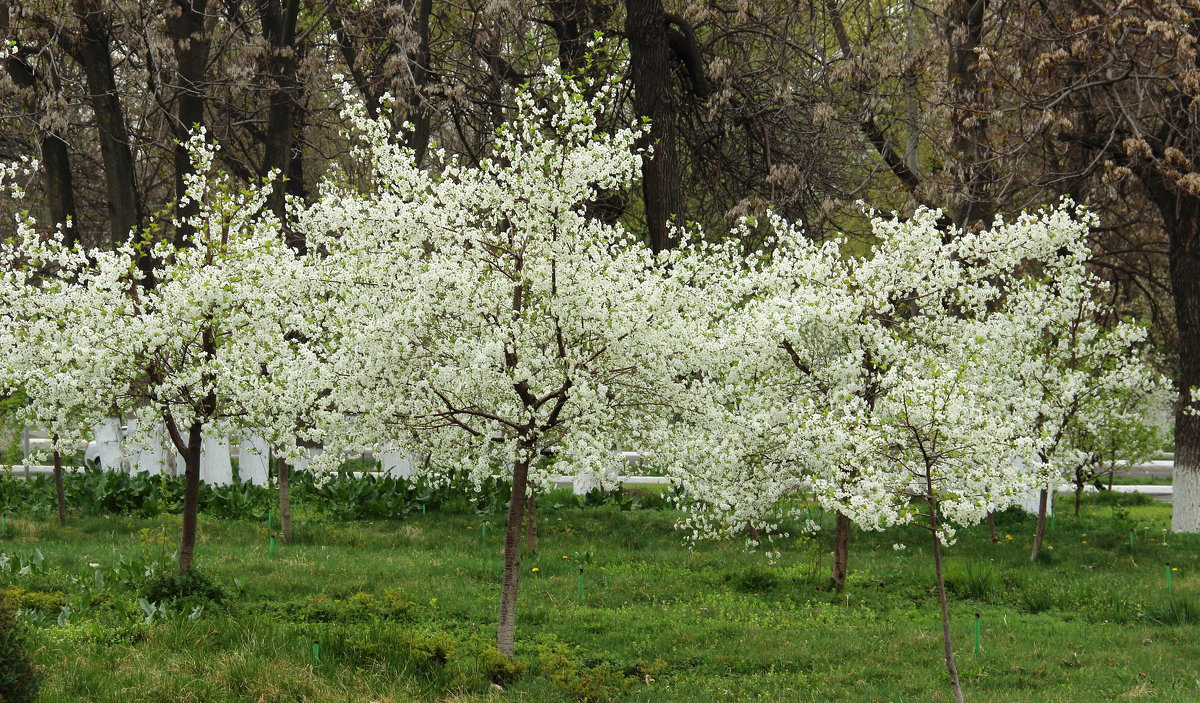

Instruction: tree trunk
[626,0,683,252]
[525,490,537,555]
[259,0,302,224]
[171,421,203,575]
[52,447,67,525]
[277,456,292,544]
[405,0,433,166]
[1029,488,1048,561]
[169,0,211,248]
[928,496,965,703]
[1169,201,1200,532]
[831,511,851,591]
[986,511,998,543]
[4,46,81,241]
[1074,470,1084,518]
[497,457,530,657]
[945,0,993,230]
[68,0,143,249]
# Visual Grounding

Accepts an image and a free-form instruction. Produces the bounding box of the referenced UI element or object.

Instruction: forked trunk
[277,456,292,543]
[525,490,537,555]
[1030,488,1049,561]
[986,511,998,543]
[831,511,851,590]
[177,422,203,574]
[928,495,965,703]
[497,457,530,657]
[52,447,67,525]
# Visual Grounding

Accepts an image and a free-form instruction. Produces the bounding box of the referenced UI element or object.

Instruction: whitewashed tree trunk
[1172,461,1200,532]
[91,418,123,470]
[239,434,271,486]
[200,435,233,486]
[381,444,415,479]
[1020,485,1053,515]
[293,446,324,474]
[127,418,169,475]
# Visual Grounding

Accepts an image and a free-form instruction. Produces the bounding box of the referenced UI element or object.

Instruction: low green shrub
[0,590,41,703]
[140,568,228,606]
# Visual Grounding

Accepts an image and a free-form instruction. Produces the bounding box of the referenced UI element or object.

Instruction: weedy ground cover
[1,488,1197,702]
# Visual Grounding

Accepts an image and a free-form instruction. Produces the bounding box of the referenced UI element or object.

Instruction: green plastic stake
[1166,563,1173,595]
[421,504,426,515]
[269,537,275,556]
[577,568,584,605]
[974,613,981,656]
[1129,530,1135,553]
[312,641,320,666]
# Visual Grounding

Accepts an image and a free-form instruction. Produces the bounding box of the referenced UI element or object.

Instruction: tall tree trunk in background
[169,0,211,248]
[0,47,79,243]
[986,511,999,542]
[68,0,143,249]
[406,0,433,166]
[260,0,303,226]
[626,0,682,252]
[497,456,530,657]
[1164,196,1200,532]
[946,0,993,230]
[276,456,292,543]
[831,511,851,590]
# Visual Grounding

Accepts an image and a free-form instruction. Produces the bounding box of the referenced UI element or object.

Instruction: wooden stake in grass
[577,567,584,605]
[276,457,292,544]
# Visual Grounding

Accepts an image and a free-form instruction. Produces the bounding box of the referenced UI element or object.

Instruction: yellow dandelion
[1081,540,1087,544]
[531,567,539,573]
[1004,534,1013,540]
[562,555,569,559]
[1172,567,1179,572]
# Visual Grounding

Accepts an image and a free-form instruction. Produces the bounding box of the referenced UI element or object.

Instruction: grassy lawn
[3,490,1199,702]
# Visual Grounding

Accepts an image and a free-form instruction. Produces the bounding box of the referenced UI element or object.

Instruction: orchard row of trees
[1,0,1196,526]
[0,69,1169,702]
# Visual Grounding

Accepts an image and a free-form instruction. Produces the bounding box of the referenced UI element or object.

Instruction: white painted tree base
[1172,463,1200,532]
[200,436,233,486]
[239,434,271,486]
[126,418,182,476]
[1018,486,1053,515]
[89,418,124,471]
[381,445,416,479]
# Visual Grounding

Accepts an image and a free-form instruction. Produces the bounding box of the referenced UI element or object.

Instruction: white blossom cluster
[0,131,313,458]
[663,205,1168,545]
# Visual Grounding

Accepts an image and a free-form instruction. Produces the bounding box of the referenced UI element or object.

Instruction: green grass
[3,492,1200,702]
